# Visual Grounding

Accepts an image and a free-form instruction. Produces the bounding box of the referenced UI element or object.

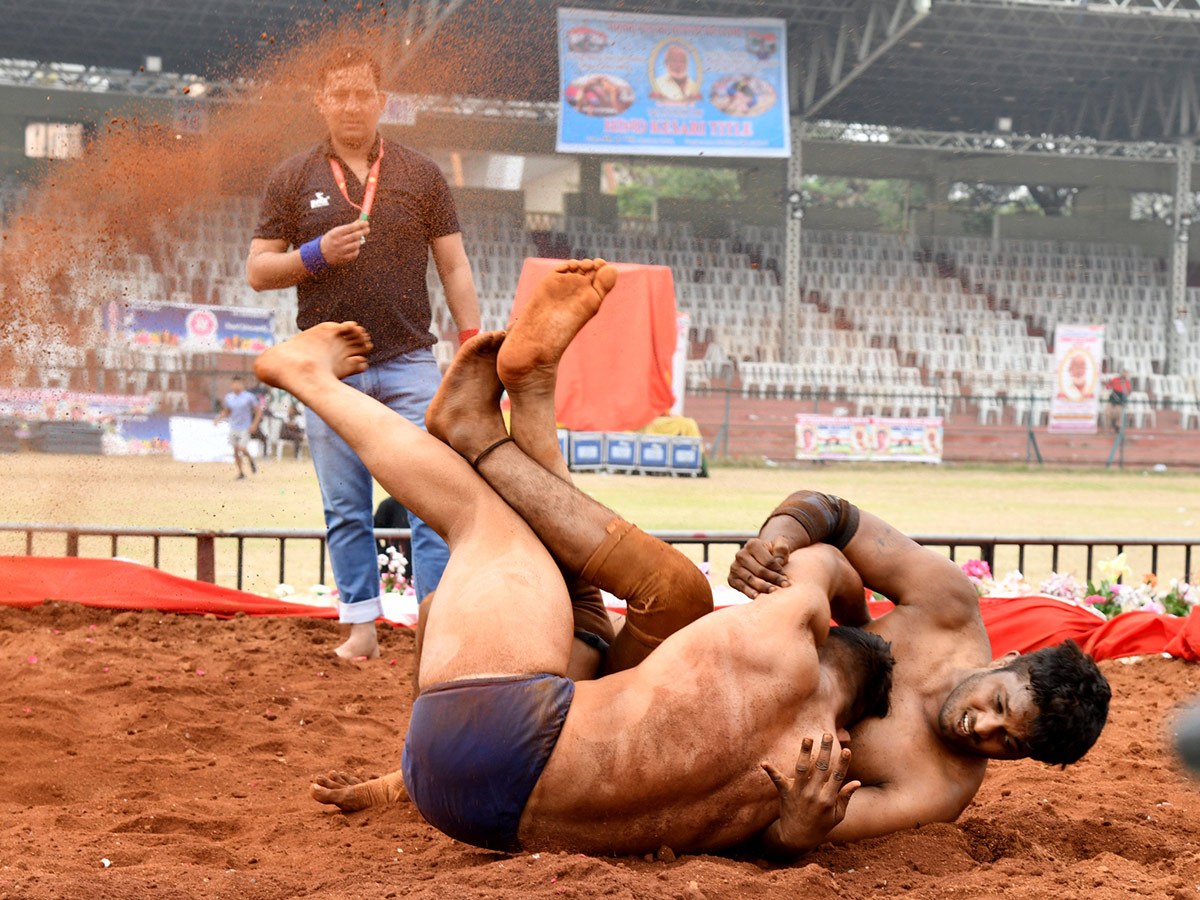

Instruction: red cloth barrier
[4,557,1200,661]
[0,556,335,619]
[867,595,1200,662]
[509,259,678,432]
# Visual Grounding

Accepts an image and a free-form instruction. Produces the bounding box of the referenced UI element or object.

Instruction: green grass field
[3,452,1197,597]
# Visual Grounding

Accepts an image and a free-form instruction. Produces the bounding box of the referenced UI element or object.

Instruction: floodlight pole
[783,117,804,366]
[1167,138,1194,377]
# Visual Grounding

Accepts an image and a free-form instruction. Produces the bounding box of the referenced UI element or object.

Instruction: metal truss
[805,119,1182,160]
[941,0,1200,18]
[1052,67,1200,140]
[378,0,469,81]
[797,0,932,118]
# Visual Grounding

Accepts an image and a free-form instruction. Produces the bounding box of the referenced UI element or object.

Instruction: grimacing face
[316,64,385,151]
[937,666,1037,759]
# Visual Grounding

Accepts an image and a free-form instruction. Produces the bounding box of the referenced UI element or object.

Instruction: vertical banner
[556,8,790,158]
[1049,324,1104,433]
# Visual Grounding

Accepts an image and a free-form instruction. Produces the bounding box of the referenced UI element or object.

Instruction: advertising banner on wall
[0,387,154,421]
[795,414,943,464]
[1049,323,1104,433]
[556,8,790,157]
[105,301,275,353]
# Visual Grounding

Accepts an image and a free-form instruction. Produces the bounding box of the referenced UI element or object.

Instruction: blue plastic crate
[637,434,671,473]
[603,433,638,472]
[669,436,704,475]
[568,431,604,471]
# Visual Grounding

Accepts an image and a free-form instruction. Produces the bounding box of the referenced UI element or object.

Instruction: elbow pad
[762,490,861,550]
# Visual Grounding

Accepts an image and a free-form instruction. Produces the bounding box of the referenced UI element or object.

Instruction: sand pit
[3,600,1200,900]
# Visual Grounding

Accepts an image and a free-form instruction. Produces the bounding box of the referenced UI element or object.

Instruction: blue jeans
[304,348,450,624]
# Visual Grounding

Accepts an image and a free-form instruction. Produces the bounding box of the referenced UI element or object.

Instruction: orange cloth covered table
[510,259,678,433]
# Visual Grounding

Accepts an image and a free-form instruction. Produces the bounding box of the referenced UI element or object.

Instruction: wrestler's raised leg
[499,257,617,481]
[254,322,574,689]
[423,332,608,681]
[428,263,712,673]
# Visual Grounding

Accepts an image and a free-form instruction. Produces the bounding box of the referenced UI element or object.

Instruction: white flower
[378,554,389,567]
[273,583,295,598]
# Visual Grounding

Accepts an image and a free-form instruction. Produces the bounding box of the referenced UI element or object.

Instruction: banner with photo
[795,414,943,464]
[105,301,275,353]
[556,8,790,157]
[0,387,154,421]
[1049,323,1104,433]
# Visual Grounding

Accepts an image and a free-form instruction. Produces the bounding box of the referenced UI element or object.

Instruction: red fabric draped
[0,556,334,619]
[866,595,1200,662]
[509,259,678,433]
[4,557,1200,661]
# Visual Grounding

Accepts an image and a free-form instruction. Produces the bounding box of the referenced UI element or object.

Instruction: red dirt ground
[3,601,1200,900]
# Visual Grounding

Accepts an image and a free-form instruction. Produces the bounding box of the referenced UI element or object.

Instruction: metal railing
[1,523,1195,590]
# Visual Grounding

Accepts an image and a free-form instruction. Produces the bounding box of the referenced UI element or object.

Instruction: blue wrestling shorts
[401,672,575,852]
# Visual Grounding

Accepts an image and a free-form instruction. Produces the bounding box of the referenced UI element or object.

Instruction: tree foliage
[609,163,741,218]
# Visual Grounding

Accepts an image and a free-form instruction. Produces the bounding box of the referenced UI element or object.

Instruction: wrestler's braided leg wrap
[763,490,860,549]
[580,518,713,651]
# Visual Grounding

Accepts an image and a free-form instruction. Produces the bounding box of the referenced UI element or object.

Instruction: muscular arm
[431,232,481,334]
[825,777,973,844]
[734,491,979,628]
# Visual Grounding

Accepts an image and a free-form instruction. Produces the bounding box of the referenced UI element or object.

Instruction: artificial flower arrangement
[961,553,1200,620]
[270,546,410,603]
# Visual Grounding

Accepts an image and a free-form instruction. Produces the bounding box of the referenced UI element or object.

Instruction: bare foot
[497,258,618,398]
[311,769,407,811]
[425,331,510,462]
[334,622,380,660]
[253,322,373,393]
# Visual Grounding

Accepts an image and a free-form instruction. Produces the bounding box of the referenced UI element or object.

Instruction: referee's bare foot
[334,622,380,660]
[498,258,618,399]
[425,331,509,462]
[253,322,373,392]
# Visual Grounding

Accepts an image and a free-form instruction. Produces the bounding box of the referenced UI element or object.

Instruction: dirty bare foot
[311,769,407,811]
[253,322,373,393]
[334,621,380,660]
[425,331,510,462]
[497,258,618,399]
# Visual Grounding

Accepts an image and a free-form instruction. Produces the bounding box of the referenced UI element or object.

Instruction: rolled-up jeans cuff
[339,596,384,625]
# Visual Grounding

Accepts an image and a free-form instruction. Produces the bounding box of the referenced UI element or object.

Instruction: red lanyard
[328,140,384,221]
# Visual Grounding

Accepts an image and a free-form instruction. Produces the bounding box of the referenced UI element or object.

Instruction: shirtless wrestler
[728,494,1112,843]
[253,262,895,857]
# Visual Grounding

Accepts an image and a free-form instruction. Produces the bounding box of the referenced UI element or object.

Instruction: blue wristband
[299,237,328,275]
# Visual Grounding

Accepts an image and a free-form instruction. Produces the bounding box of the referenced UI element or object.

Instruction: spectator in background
[214,375,262,480]
[245,44,481,660]
[1106,370,1132,431]
[278,401,307,458]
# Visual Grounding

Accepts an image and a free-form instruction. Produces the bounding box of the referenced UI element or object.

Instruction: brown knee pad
[568,578,616,652]
[580,518,713,651]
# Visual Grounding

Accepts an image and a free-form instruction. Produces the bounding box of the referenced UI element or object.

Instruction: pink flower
[961,559,993,581]
[1082,594,1107,606]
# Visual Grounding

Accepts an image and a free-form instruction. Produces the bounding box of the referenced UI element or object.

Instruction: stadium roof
[6,0,1200,142]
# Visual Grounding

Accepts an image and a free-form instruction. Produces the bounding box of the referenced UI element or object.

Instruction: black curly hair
[1010,640,1111,766]
[827,626,895,722]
